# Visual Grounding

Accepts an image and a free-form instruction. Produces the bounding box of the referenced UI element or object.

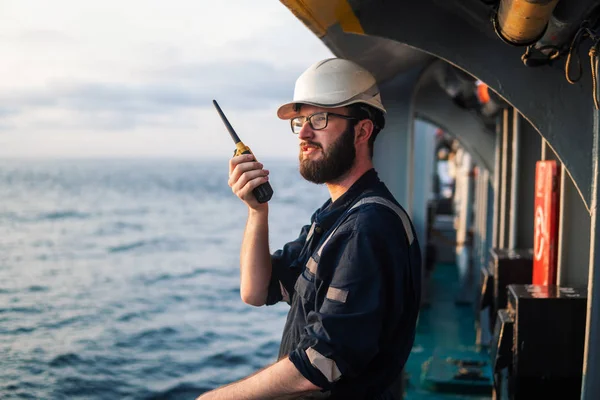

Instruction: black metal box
[479,265,493,311]
[491,309,514,374]
[491,309,514,399]
[489,248,533,315]
[478,265,495,340]
[508,284,587,399]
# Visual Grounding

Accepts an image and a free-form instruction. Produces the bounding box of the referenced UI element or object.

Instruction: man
[198,58,421,400]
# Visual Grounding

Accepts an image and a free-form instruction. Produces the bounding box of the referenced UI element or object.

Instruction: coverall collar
[316,168,379,230]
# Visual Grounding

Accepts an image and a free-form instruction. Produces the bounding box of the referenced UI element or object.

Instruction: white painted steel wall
[412,119,437,263]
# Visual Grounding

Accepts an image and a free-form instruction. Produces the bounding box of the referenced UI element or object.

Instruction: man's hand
[196,357,321,400]
[228,154,270,210]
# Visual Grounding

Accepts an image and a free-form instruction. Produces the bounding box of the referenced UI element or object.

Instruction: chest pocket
[293,257,319,312]
[291,219,326,308]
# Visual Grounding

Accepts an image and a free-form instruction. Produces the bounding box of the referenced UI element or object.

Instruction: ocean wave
[115,326,180,349]
[0,210,92,223]
[94,221,145,236]
[1,381,40,399]
[137,267,211,286]
[107,237,185,254]
[110,207,150,217]
[0,306,44,314]
[114,328,225,351]
[43,314,93,330]
[4,326,36,334]
[255,340,280,359]
[168,294,186,302]
[54,375,139,399]
[28,285,49,292]
[135,326,178,340]
[117,311,150,323]
[48,353,129,370]
[145,383,212,400]
[49,353,86,368]
[107,240,148,253]
[138,272,172,285]
[204,351,249,368]
[37,210,93,221]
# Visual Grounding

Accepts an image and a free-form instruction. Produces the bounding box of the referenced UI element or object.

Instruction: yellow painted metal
[496,0,560,45]
[234,142,252,157]
[280,0,364,38]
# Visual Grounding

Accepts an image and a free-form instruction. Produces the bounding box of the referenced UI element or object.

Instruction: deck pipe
[495,0,560,46]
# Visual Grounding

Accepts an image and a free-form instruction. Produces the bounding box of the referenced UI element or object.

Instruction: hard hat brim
[277,99,386,120]
[276,101,324,120]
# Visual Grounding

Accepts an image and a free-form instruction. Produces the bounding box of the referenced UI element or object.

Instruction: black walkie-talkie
[213,100,274,203]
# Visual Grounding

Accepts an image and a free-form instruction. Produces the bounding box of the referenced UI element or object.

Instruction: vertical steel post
[499,108,511,248]
[481,169,489,262]
[557,164,567,285]
[541,138,547,161]
[509,110,520,250]
[492,115,502,249]
[582,109,600,399]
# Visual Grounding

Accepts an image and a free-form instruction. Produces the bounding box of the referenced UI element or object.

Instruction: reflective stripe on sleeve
[306,257,318,274]
[305,347,342,382]
[326,286,348,303]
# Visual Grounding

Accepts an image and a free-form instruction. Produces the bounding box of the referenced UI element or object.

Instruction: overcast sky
[0,1,332,159]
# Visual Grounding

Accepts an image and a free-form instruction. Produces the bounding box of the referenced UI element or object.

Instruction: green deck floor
[404,263,492,400]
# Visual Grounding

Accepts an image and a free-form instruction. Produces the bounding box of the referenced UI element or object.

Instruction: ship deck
[404,262,492,400]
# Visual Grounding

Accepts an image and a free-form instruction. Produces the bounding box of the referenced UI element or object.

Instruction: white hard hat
[277,58,386,120]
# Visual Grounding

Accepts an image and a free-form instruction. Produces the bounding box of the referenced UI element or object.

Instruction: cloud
[0,59,306,131]
[0,0,332,157]
[148,60,305,103]
[15,29,74,44]
[0,107,18,118]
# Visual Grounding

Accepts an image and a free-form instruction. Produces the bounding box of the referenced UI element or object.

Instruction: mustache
[300,141,321,149]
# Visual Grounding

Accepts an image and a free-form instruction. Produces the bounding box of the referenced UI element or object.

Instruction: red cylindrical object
[533,161,560,285]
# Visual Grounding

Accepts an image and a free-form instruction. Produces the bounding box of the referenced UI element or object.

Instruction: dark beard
[299,123,356,184]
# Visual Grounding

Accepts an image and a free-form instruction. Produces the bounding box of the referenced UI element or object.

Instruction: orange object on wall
[533,161,561,285]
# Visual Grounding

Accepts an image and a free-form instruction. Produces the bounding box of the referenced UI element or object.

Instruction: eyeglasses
[290,112,357,134]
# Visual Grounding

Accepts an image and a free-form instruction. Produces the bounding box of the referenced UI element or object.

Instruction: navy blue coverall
[266,169,422,399]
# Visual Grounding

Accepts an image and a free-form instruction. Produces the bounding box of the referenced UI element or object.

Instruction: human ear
[355,120,373,144]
